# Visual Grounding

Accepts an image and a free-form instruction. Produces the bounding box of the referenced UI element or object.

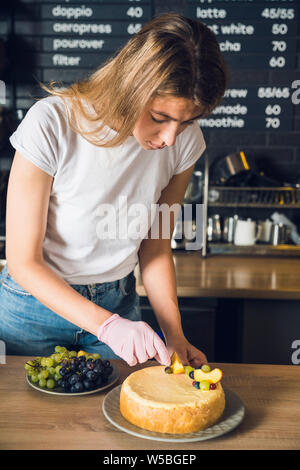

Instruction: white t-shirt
[9,96,206,284]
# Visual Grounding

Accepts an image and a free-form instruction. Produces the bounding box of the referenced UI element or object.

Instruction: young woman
[0,13,227,367]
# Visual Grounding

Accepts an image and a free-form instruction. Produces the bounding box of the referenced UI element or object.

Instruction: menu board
[1,0,299,131]
[13,0,153,114]
[186,0,299,131]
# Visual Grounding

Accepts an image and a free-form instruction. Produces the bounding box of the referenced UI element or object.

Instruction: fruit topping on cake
[164,352,223,391]
[193,366,223,384]
[170,352,185,374]
[184,365,194,377]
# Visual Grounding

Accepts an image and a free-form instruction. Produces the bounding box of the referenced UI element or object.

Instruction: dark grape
[77,362,85,372]
[94,376,103,387]
[86,370,97,381]
[69,374,80,385]
[73,382,84,392]
[60,379,70,391]
[83,379,95,390]
[101,376,108,385]
[103,360,110,368]
[59,367,68,376]
[93,365,103,375]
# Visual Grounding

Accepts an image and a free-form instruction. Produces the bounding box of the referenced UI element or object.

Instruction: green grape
[49,355,58,366]
[54,373,61,381]
[48,367,56,376]
[46,379,55,389]
[52,353,59,363]
[40,357,48,367]
[27,360,36,367]
[55,346,67,354]
[184,366,194,377]
[38,369,49,380]
[69,351,77,358]
[39,378,47,388]
[201,364,211,373]
[31,373,39,383]
[55,365,62,374]
[199,380,210,391]
[45,357,54,368]
[26,367,35,376]
[52,353,61,364]
[60,354,69,362]
[92,353,101,360]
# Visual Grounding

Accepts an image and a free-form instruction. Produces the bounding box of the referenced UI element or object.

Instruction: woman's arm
[6,151,112,336]
[138,165,208,367]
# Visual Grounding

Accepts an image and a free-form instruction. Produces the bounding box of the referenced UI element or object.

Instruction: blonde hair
[42,12,228,147]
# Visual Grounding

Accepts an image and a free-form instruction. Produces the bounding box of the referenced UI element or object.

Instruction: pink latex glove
[97,313,171,367]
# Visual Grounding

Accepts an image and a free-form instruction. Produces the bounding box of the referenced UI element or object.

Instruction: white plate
[102,385,245,442]
[26,363,119,396]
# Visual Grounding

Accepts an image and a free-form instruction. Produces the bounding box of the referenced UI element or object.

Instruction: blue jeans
[0,264,141,358]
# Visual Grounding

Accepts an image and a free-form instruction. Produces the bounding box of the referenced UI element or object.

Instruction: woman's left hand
[166,334,208,369]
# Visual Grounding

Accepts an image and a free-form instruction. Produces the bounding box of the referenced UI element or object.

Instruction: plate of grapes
[25,346,119,395]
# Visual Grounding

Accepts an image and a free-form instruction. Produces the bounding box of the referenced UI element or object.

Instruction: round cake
[120,366,225,434]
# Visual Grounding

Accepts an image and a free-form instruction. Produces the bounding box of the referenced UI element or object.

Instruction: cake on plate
[120,355,225,434]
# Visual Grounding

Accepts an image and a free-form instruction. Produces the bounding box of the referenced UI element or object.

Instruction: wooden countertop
[135,252,300,299]
[0,356,299,450]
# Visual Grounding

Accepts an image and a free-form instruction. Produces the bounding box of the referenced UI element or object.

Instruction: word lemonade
[25,346,113,393]
[120,353,225,434]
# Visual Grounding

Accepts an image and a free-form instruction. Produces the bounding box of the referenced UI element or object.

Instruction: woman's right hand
[97,313,171,367]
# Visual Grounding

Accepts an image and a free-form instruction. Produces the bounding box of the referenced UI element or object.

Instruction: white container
[234,218,262,246]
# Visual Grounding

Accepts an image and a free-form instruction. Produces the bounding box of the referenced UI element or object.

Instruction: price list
[13,0,153,111]
[186,0,299,131]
